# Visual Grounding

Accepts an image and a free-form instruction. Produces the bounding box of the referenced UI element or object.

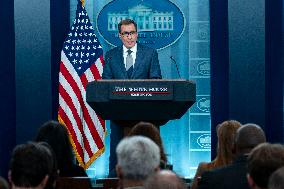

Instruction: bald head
[235,123,266,154]
[144,170,187,189]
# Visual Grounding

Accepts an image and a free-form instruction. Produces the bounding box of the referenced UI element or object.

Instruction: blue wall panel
[14,0,52,143]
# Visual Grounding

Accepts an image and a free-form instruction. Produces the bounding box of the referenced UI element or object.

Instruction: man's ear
[39,175,49,188]
[116,165,124,189]
[247,174,256,189]
[154,166,160,172]
[8,170,12,184]
[116,165,123,179]
[232,143,237,154]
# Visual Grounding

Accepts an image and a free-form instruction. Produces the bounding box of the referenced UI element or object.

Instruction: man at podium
[102,18,162,176]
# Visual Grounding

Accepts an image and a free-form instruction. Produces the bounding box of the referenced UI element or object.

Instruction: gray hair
[116,136,160,180]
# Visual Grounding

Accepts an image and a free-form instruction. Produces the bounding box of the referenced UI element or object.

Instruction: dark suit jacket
[196,155,250,189]
[102,44,162,79]
[102,44,162,177]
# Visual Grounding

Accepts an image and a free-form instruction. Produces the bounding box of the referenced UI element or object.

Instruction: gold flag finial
[81,0,85,7]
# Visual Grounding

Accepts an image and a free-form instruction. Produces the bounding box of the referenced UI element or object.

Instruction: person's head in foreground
[9,142,54,189]
[268,166,284,189]
[247,143,284,189]
[144,170,187,189]
[116,136,160,188]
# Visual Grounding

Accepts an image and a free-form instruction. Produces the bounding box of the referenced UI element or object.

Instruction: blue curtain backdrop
[0,0,16,178]
[70,0,211,178]
[265,0,284,142]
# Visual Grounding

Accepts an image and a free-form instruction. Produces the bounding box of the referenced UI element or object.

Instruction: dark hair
[118,19,137,33]
[9,142,53,187]
[248,143,284,188]
[268,166,284,189]
[35,120,74,174]
[128,122,167,163]
[38,142,58,189]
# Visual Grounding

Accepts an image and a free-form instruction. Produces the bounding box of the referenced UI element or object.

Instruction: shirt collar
[123,43,137,54]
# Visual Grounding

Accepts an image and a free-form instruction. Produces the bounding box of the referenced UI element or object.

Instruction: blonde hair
[190,120,242,189]
[209,120,242,168]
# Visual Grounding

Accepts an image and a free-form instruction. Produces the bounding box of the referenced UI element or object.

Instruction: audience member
[35,120,88,177]
[128,121,169,169]
[197,123,266,189]
[144,170,187,189]
[191,120,241,189]
[8,142,54,189]
[0,176,9,189]
[268,166,284,189]
[116,136,160,189]
[247,143,284,189]
[38,142,58,189]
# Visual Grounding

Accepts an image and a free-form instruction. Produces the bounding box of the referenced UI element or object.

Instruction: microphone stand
[170,56,181,79]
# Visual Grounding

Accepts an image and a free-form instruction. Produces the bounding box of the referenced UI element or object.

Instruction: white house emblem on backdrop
[197,134,211,149]
[97,0,185,50]
[107,4,174,32]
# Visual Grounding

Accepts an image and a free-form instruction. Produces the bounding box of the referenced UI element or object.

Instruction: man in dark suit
[197,123,266,189]
[102,19,162,176]
[102,19,161,80]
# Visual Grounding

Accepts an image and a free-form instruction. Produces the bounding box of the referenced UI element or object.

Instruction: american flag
[58,1,106,169]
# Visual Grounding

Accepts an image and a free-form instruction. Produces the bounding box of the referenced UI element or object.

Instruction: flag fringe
[58,115,106,169]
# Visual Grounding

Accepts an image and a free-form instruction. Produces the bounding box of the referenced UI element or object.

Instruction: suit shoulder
[204,163,237,178]
[200,168,224,183]
[138,44,157,52]
[105,46,122,56]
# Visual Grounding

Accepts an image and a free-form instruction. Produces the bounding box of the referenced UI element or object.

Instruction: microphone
[170,56,181,79]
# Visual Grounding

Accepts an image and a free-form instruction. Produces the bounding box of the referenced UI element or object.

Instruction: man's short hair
[235,123,266,152]
[116,136,160,180]
[118,19,137,33]
[248,143,284,188]
[9,142,54,187]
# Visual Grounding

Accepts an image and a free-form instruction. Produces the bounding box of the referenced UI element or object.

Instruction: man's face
[119,23,138,48]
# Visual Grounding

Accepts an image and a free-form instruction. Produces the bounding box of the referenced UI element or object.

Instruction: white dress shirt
[123,44,137,69]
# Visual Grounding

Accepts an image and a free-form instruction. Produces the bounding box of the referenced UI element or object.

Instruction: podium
[86,79,196,127]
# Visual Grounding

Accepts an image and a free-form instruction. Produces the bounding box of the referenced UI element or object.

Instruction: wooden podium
[86,79,196,127]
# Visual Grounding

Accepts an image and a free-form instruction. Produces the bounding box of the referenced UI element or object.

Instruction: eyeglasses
[120,31,137,37]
